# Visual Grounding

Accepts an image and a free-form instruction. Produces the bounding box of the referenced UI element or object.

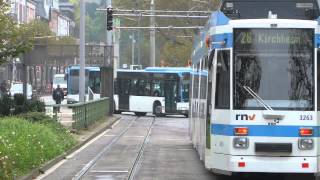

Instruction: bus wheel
[135,112,147,116]
[153,102,162,117]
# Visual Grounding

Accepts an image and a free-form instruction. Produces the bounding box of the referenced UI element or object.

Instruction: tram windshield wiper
[243,86,273,111]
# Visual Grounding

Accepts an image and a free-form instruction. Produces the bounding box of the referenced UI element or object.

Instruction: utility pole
[129,33,135,65]
[150,0,155,67]
[79,0,85,102]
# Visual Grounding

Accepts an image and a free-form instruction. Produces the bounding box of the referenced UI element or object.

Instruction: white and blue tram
[190,0,320,177]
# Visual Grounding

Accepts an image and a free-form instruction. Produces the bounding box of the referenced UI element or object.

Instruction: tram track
[72,115,156,180]
[127,116,155,180]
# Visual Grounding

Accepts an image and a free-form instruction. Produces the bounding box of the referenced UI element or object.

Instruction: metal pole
[107,0,114,115]
[150,0,155,67]
[131,34,135,65]
[79,0,85,102]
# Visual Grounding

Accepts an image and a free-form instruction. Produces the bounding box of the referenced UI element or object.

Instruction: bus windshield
[68,69,89,95]
[89,71,100,94]
[233,28,314,110]
[53,76,66,85]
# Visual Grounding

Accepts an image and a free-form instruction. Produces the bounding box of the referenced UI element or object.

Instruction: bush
[0,117,76,178]
[27,99,45,113]
[0,95,13,116]
[18,112,51,123]
[13,94,26,106]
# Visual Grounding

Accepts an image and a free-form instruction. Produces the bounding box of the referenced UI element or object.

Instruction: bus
[66,66,101,104]
[190,0,320,178]
[114,67,191,116]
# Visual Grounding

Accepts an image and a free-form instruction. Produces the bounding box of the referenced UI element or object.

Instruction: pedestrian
[52,84,64,113]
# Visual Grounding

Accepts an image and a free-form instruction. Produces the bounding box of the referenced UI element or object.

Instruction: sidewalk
[19,115,120,180]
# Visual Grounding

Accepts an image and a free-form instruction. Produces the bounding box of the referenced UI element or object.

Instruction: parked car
[10,83,33,99]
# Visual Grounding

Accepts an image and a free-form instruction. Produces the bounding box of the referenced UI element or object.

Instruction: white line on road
[111,120,120,129]
[123,136,145,138]
[103,134,117,137]
[90,170,129,173]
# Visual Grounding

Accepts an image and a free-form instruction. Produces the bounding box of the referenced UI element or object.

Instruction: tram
[190,0,320,177]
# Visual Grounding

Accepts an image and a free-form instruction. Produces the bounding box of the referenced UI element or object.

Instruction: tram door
[164,80,178,113]
[119,79,130,110]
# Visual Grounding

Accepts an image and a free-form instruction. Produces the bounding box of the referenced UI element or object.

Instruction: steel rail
[127,116,155,180]
[72,116,139,180]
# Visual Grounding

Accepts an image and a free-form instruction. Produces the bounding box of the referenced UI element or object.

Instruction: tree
[0,0,33,65]
[113,0,219,67]
[26,20,76,45]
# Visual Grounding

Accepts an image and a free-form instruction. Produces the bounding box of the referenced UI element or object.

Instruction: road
[35,114,316,180]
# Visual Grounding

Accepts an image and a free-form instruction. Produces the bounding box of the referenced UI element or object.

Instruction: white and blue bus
[190,0,320,178]
[66,66,101,104]
[114,67,191,116]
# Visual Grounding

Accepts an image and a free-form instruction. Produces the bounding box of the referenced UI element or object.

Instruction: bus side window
[121,79,130,95]
[152,80,162,96]
[131,79,139,96]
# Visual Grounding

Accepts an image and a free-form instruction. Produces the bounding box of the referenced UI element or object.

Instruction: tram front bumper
[227,155,318,173]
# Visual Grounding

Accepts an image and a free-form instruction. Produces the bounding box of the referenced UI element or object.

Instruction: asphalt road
[36,114,316,180]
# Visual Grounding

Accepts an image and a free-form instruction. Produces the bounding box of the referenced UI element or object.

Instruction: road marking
[162,138,188,141]
[90,170,129,173]
[35,159,67,180]
[123,136,145,138]
[103,134,117,137]
[111,120,120,129]
[67,130,111,159]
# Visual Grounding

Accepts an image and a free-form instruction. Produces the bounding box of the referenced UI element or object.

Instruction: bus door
[119,79,130,110]
[164,80,178,113]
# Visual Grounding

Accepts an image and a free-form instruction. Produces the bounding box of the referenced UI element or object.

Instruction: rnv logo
[236,114,256,121]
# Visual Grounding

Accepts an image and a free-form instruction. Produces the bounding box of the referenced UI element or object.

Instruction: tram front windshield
[233,28,314,110]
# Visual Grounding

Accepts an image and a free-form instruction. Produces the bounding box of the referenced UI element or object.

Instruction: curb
[18,116,121,180]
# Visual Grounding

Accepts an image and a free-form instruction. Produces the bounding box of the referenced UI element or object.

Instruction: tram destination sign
[234,28,313,51]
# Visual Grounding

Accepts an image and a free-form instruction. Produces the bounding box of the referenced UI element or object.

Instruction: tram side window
[318,50,320,110]
[215,50,230,109]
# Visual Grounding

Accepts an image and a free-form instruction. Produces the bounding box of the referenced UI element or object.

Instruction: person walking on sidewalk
[52,84,64,113]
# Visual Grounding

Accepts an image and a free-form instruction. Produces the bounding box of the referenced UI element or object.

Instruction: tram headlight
[298,139,314,150]
[233,137,249,149]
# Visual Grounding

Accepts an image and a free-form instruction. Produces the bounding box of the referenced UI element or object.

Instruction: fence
[46,97,110,132]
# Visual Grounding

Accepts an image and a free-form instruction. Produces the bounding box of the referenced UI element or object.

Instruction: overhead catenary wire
[113,26,204,29]
[113,13,209,18]
[97,8,212,14]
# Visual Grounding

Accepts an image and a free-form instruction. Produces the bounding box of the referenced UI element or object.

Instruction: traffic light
[107,7,113,31]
